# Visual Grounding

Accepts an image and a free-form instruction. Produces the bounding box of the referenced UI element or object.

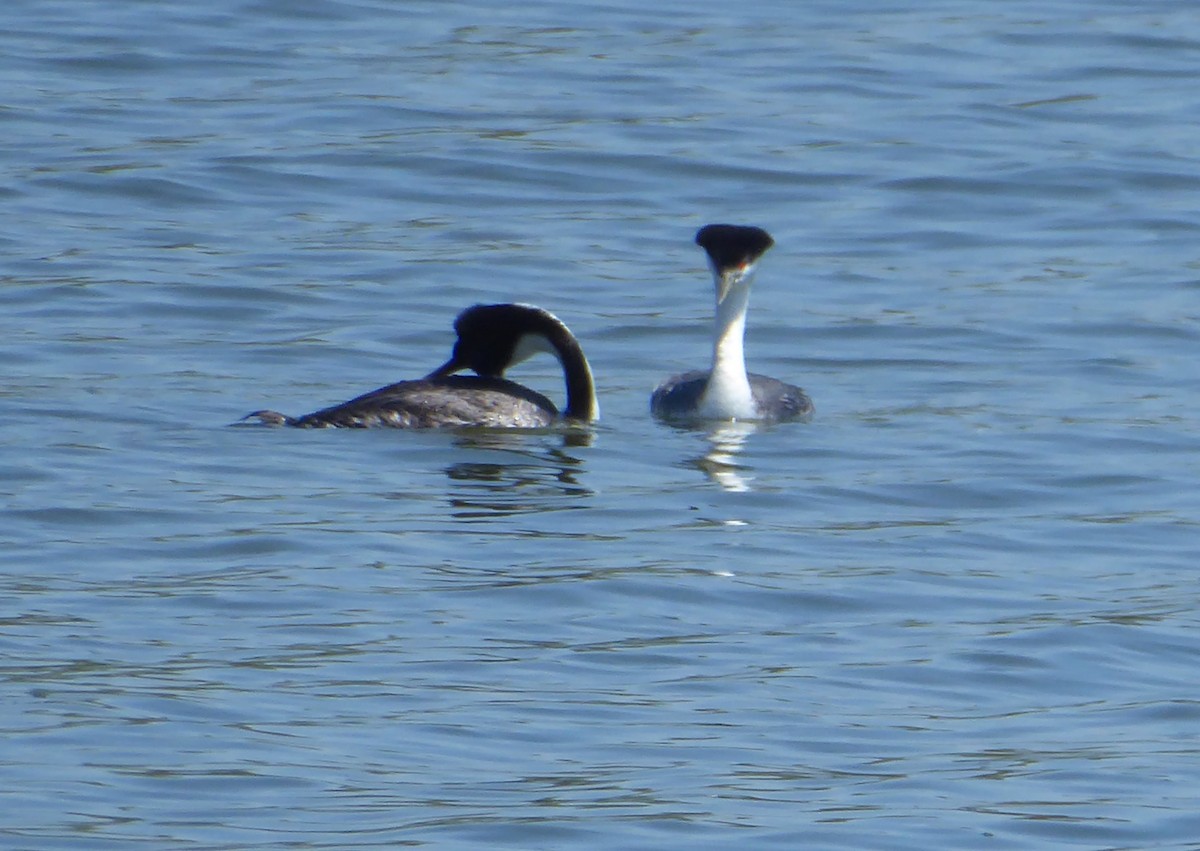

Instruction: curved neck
[534,318,598,421]
[700,272,755,419]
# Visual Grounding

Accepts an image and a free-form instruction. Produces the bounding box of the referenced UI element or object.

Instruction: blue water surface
[2,0,1199,848]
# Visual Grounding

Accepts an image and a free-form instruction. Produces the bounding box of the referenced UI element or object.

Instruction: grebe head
[428,303,560,379]
[695,224,775,304]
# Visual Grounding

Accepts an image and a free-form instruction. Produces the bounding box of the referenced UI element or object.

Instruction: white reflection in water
[691,421,759,493]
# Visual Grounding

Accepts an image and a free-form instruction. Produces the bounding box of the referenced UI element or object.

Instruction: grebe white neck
[698,263,756,419]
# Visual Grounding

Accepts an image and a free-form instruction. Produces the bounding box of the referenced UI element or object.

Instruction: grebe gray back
[247,303,597,429]
[650,224,813,423]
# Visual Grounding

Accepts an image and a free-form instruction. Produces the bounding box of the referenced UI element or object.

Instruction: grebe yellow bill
[246,303,597,429]
[650,224,813,424]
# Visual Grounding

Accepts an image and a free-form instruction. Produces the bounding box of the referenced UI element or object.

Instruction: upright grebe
[247,303,597,428]
[650,224,812,423]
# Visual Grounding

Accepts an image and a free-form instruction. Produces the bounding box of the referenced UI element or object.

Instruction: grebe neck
[699,275,755,419]
[528,313,597,421]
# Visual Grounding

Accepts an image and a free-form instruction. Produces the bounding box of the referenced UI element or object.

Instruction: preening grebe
[247,303,597,428]
[650,224,813,423]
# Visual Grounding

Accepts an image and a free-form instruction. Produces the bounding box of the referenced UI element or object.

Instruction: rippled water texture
[3,0,1199,848]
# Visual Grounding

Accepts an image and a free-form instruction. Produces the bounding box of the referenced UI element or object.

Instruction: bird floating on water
[247,303,597,429]
[650,223,812,423]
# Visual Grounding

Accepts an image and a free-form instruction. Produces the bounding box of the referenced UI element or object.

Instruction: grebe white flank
[247,303,597,428]
[650,224,812,423]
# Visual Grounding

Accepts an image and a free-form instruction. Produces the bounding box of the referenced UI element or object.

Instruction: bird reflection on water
[687,422,759,493]
[438,430,594,519]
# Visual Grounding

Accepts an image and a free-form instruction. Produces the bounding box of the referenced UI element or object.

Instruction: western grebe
[650,223,813,423]
[247,303,597,428]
